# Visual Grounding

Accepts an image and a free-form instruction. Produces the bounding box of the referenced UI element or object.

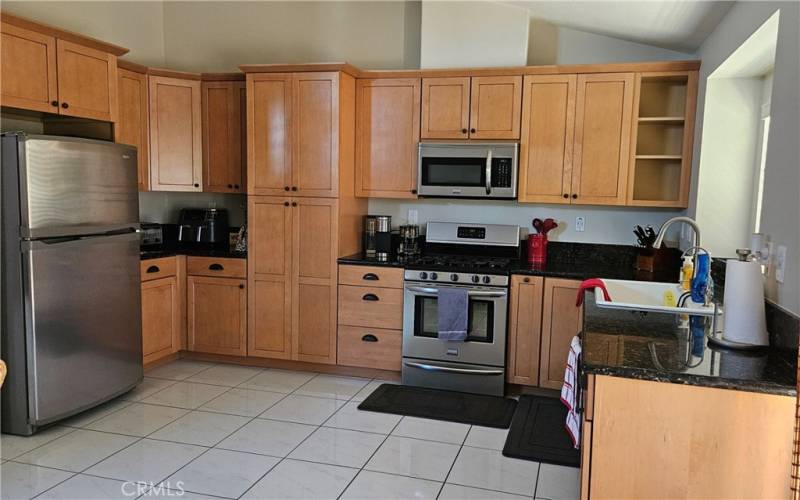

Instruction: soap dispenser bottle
[691,252,710,304]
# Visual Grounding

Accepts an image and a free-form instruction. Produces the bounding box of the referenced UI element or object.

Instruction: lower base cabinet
[581,375,795,499]
[337,325,402,371]
[188,276,247,356]
[140,256,185,364]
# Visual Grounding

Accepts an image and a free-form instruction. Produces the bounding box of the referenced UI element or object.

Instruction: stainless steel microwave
[417,142,519,199]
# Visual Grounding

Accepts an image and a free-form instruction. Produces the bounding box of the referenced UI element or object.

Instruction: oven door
[402,282,507,367]
[417,143,518,198]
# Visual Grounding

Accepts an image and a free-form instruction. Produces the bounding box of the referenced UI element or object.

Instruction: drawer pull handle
[362,273,379,281]
[361,334,378,342]
[146,265,160,273]
[362,293,379,301]
[209,263,224,271]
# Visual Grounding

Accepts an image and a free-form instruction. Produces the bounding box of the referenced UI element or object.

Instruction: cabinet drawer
[338,285,403,329]
[338,265,403,289]
[187,256,246,278]
[337,325,402,371]
[141,257,177,281]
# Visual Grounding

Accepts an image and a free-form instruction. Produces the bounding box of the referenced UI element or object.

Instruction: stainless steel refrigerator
[1,133,143,435]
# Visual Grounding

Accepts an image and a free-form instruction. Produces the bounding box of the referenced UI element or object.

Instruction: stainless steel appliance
[1,133,142,436]
[402,222,521,396]
[177,208,229,249]
[398,224,420,258]
[363,215,392,261]
[417,142,519,199]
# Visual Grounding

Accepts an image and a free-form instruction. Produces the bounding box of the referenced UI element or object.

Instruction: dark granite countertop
[337,253,406,268]
[141,248,247,260]
[581,293,797,396]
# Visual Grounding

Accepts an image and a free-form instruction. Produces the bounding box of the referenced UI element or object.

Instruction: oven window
[414,296,495,343]
[420,157,486,187]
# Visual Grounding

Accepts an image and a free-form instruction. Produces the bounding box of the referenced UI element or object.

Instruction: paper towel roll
[722,259,768,346]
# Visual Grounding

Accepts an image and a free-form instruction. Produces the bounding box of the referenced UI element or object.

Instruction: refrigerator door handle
[22,229,140,250]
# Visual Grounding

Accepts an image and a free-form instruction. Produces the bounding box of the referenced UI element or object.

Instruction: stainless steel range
[402,222,521,396]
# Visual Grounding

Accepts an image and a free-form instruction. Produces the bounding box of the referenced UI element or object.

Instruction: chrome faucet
[653,216,701,250]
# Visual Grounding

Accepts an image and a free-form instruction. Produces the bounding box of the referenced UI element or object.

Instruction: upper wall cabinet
[421,75,522,140]
[355,78,421,199]
[116,63,149,191]
[1,15,125,121]
[247,71,348,198]
[202,79,246,193]
[149,74,202,192]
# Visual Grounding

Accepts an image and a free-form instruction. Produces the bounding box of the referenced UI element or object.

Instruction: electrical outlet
[575,216,585,232]
[407,209,418,225]
[775,245,787,283]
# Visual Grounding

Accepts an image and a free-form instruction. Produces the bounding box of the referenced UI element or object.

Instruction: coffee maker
[177,208,229,250]
[363,215,392,261]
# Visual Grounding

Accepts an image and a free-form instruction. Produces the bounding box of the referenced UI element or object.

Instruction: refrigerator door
[22,230,143,425]
[16,134,139,239]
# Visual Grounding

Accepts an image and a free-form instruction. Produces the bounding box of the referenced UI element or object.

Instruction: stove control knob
[450,273,459,282]
[430,272,438,280]
[482,276,491,284]
[419,271,428,280]
[471,275,480,283]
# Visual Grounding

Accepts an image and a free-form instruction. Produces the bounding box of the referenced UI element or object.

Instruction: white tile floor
[0,359,580,500]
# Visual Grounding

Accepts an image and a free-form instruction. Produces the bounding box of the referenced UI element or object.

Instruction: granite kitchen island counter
[580,293,797,396]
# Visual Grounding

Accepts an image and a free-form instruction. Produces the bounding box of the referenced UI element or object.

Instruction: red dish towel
[575,278,610,307]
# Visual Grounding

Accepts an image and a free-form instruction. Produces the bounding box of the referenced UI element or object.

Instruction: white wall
[690,1,800,314]
[2,1,165,67]
[420,0,529,68]
[139,192,247,227]
[527,19,693,65]
[695,78,763,256]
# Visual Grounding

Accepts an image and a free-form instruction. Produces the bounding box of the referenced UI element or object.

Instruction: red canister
[527,234,548,265]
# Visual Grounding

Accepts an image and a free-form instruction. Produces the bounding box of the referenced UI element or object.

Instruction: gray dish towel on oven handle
[438,287,468,341]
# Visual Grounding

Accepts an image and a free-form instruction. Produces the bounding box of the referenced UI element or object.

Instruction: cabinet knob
[563,194,569,199]
[284,186,290,191]
[523,277,530,283]
[61,102,69,109]
[470,128,476,133]
[194,183,199,188]
[234,184,239,189]
[50,100,59,107]
[239,284,245,289]
[411,189,417,195]
[227,184,233,189]
[572,194,578,199]
[291,186,298,191]
[291,202,297,207]
[284,201,290,207]
[461,128,467,134]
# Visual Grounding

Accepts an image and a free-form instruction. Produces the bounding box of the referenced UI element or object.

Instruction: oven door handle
[405,286,506,298]
[404,361,504,376]
[485,149,492,195]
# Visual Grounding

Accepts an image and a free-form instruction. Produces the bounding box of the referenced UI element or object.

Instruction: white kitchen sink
[594,279,716,316]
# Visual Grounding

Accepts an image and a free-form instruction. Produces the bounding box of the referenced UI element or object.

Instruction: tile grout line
[435,422,472,499]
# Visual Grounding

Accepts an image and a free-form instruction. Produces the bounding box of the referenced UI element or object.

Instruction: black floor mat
[502,395,580,467]
[357,384,517,428]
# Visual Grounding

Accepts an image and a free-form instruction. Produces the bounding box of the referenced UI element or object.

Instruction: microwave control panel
[492,158,513,187]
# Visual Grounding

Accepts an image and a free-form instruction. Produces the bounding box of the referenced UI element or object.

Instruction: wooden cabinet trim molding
[0,12,128,56]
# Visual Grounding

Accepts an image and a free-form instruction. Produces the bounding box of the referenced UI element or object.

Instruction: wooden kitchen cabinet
[1,14,125,120]
[571,73,634,205]
[202,79,246,193]
[582,375,795,499]
[506,275,544,385]
[116,62,149,191]
[140,256,185,365]
[421,75,521,140]
[247,71,351,198]
[188,276,247,356]
[507,276,582,388]
[148,73,202,191]
[355,78,421,198]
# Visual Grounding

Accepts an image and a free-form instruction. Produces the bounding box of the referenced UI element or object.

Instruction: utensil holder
[527,234,548,265]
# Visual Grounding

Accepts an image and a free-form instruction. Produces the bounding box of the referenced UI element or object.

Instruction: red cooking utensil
[541,218,558,235]
[532,218,543,234]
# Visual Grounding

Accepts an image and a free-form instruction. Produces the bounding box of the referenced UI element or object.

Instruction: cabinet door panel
[540,278,583,389]
[202,81,245,193]
[572,73,633,205]
[141,276,179,364]
[248,197,291,278]
[116,68,149,191]
[56,40,117,122]
[295,282,335,364]
[249,277,292,359]
[519,75,576,203]
[149,76,202,191]
[0,22,57,113]
[469,76,522,139]
[421,77,470,139]
[355,78,420,198]
[188,276,246,356]
[293,72,338,197]
[248,73,292,195]
[507,276,544,385]
[294,199,336,281]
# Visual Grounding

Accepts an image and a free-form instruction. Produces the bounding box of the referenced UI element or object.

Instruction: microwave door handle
[485,150,492,195]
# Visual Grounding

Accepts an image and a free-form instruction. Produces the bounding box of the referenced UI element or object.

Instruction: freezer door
[17,135,139,238]
[22,231,143,425]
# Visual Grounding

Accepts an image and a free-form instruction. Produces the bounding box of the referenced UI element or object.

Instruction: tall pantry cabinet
[244,68,366,364]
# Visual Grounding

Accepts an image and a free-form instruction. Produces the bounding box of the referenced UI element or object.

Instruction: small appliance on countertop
[177,208,229,250]
[363,215,392,261]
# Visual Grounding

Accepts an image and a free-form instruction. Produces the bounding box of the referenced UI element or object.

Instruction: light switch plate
[575,216,585,232]
[775,245,787,283]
